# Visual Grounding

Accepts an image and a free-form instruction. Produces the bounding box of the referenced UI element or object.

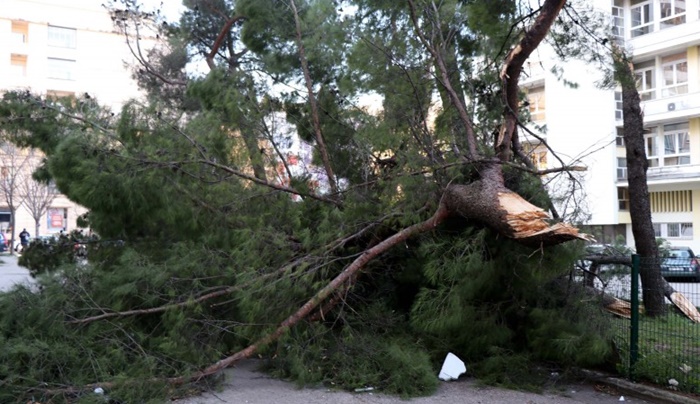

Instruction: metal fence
[605,255,700,393]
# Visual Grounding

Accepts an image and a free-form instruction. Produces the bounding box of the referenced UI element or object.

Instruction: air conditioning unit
[668,102,676,111]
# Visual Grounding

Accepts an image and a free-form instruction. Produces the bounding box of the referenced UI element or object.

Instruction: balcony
[646,163,700,185]
[639,91,700,124]
[629,19,700,59]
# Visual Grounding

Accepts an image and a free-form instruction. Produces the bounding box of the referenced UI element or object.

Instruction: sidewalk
[0,253,33,292]
[171,359,654,404]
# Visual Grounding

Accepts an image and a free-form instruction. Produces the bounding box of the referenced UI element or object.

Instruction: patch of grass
[611,308,700,393]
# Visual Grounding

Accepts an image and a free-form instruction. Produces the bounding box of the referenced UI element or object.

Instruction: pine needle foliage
[0,0,621,400]
[409,228,614,384]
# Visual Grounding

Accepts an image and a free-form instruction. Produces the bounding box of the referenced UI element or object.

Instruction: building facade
[523,0,700,252]
[0,0,152,241]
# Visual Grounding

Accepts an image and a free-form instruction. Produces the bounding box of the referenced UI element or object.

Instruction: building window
[618,187,629,211]
[631,0,654,37]
[47,180,60,195]
[523,143,547,170]
[579,224,626,245]
[661,53,688,97]
[47,25,77,48]
[612,1,624,39]
[634,61,655,100]
[616,127,625,147]
[680,223,693,237]
[47,58,75,80]
[532,149,547,170]
[526,86,545,122]
[11,21,28,44]
[662,122,690,166]
[644,127,658,167]
[644,123,690,168]
[655,222,693,239]
[10,54,27,77]
[617,158,627,180]
[660,0,686,29]
[614,91,623,120]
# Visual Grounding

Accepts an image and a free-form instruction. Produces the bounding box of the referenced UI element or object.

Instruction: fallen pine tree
[0,0,680,401]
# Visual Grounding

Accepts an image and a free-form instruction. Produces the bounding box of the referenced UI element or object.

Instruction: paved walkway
[0,253,32,292]
[172,360,651,404]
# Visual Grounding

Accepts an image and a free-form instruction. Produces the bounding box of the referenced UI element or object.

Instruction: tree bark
[498,0,567,162]
[443,163,589,246]
[616,53,666,316]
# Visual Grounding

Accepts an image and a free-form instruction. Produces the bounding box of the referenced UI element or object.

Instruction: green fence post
[630,254,640,380]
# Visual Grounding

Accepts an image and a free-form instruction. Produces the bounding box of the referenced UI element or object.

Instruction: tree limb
[166,203,450,383]
[205,15,246,70]
[497,0,567,161]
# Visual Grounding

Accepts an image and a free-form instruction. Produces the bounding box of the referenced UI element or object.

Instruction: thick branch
[69,211,403,325]
[205,15,246,70]
[497,0,567,161]
[443,163,589,246]
[169,203,450,383]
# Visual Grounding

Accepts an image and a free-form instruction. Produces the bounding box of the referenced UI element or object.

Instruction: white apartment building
[0,0,154,240]
[524,0,700,252]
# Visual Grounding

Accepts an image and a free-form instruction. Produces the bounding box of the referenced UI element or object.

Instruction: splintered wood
[670,292,700,323]
[498,191,591,242]
[604,294,700,324]
[604,298,634,318]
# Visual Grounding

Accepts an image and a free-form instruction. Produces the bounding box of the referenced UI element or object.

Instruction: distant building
[522,0,700,251]
[0,0,155,240]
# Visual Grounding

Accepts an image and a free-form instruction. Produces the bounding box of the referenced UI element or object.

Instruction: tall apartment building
[0,0,153,239]
[523,0,700,251]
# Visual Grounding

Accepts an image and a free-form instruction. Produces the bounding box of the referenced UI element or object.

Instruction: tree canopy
[0,0,623,402]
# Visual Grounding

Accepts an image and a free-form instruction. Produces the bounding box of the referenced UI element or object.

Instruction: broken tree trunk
[443,163,591,247]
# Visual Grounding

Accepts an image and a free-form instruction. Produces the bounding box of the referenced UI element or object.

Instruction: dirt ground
[172,359,653,404]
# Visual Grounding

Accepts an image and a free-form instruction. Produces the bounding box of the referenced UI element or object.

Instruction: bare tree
[0,143,31,254]
[20,156,56,238]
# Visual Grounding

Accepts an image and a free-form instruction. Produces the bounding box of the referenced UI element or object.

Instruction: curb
[578,369,699,404]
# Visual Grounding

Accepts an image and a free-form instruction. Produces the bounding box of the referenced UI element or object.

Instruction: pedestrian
[19,228,30,252]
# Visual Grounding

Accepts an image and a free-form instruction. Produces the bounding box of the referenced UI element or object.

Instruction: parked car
[660,247,700,282]
[0,233,6,252]
[34,235,58,244]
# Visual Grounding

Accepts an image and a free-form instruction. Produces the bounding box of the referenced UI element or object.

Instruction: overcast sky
[139,0,185,22]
